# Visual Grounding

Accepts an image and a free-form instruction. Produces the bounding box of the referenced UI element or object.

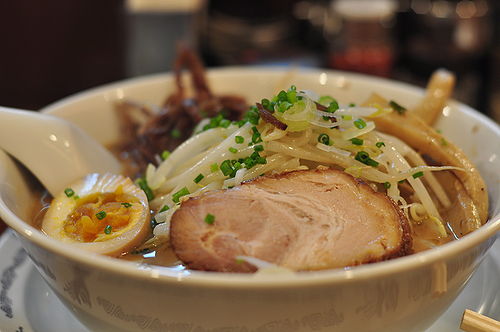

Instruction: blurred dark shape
[395,0,495,114]
[326,0,397,77]
[196,0,309,66]
[0,0,126,110]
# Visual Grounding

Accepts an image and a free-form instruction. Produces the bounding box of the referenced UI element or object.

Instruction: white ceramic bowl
[0,68,499,332]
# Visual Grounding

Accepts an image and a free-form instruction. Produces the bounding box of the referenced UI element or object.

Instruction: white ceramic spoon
[0,106,122,196]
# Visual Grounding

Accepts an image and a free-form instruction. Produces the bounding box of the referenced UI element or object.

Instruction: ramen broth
[31,167,457,269]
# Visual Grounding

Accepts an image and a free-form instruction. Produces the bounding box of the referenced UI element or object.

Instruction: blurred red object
[329,45,393,77]
[327,0,397,77]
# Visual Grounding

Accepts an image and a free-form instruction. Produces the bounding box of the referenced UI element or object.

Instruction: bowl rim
[1,66,499,288]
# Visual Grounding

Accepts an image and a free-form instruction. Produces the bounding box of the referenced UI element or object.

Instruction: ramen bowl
[0,68,499,332]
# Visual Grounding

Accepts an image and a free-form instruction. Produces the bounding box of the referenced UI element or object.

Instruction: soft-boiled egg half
[42,173,151,257]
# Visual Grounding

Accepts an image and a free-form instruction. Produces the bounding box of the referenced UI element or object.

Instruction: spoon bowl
[0,106,122,196]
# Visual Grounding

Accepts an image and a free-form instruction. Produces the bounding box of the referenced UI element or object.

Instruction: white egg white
[42,173,150,257]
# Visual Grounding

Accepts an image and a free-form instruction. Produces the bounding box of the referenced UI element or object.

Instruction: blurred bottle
[395,0,494,114]
[196,0,307,66]
[326,0,397,77]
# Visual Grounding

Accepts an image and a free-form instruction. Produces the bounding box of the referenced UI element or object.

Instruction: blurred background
[0,0,499,121]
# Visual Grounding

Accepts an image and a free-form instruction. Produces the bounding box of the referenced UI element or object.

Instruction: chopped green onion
[350,138,364,146]
[204,213,215,225]
[172,187,190,203]
[389,100,407,114]
[383,182,391,189]
[136,178,154,201]
[441,138,448,146]
[235,136,244,144]
[233,161,242,170]
[318,134,330,145]
[194,173,204,183]
[73,195,80,200]
[287,89,297,103]
[254,144,264,152]
[326,100,339,113]
[96,211,106,220]
[341,115,352,120]
[353,118,367,129]
[229,147,238,154]
[220,160,234,176]
[376,142,385,148]
[251,127,262,144]
[348,103,356,107]
[104,225,112,234]
[210,163,219,172]
[242,106,260,125]
[354,151,379,167]
[412,171,424,179]
[219,119,231,128]
[318,96,335,105]
[64,188,75,198]
[277,90,288,102]
[121,202,132,208]
[159,205,170,213]
[161,150,170,160]
[170,128,181,138]
[261,98,273,112]
[256,156,267,164]
[278,101,292,113]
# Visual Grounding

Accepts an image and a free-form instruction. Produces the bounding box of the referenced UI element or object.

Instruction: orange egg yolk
[63,187,140,242]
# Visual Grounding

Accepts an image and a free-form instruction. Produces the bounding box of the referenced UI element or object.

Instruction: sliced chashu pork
[170,168,412,272]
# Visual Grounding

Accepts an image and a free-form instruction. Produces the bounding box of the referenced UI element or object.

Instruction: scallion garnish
[354,151,379,167]
[194,173,204,183]
[350,138,364,146]
[170,128,181,138]
[229,147,238,154]
[104,225,112,234]
[172,187,190,203]
[204,213,215,225]
[241,106,260,125]
[161,150,170,160]
[326,100,339,113]
[64,188,75,198]
[412,171,424,179]
[210,163,219,172]
[261,98,273,112]
[121,202,132,208]
[383,182,391,189]
[219,119,231,128]
[136,178,154,201]
[159,205,170,213]
[318,133,330,145]
[251,126,263,144]
[220,160,233,176]
[376,142,385,148]
[389,100,407,114]
[254,144,264,152]
[235,136,244,144]
[96,211,106,220]
[353,118,367,129]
